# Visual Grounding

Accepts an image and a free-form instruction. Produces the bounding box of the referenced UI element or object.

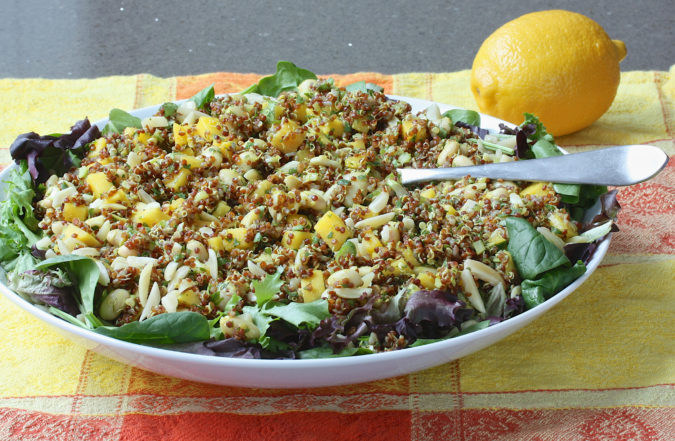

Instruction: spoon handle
[398,145,669,186]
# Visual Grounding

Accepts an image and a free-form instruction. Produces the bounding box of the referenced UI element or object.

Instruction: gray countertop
[1,0,673,78]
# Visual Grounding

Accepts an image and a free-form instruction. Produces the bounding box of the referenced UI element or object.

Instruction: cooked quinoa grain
[34,79,580,349]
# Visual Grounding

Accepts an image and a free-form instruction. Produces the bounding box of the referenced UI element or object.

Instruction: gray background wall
[1,0,672,78]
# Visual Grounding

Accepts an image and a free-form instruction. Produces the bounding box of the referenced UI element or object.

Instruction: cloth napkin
[0,67,673,441]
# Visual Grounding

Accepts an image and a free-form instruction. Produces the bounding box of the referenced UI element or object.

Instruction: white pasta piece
[452,154,474,167]
[461,268,486,313]
[126,151,141,168]
[72,247,100,257]
[243,169,262,181]
[127,256,158,268]
[139,282,160,321]
[164,261,178,282]
[57,238,73,255]
[300,190,327,211]
[94,260,110,286]
[85,215,106,228]
[381,223,400,244]
[327,268,362,288]
[186,240,208,261]
[354,212,395,230]
[509,193,524,207]
[437,140,460,166]
[537,226,566,251]
[243,92,264,104]
[51,221,65,235]
[284,175,302,189]
[137,189,156,204]
[460,199,478,214]
[322,184,340,204]
[51,186,76,209]
[424,104,442,124]
[279,160,300,174]
[45,249,57,259]
[175,265,191,281]
[361,272,375,288]
[464,259,505,287]
[161,291,178,313]
[137,263,154,307]
[96,220,111,243]
[331,287,371,299]
[141,116,168,129]
[247,260,267,278]
[110,257,128,271]
[309,155,341,168]
[368,191,389,215]
[46,175,58,187]
[35,236,52,251]
[485,187,508,201]
[99,288,129,320]
[510,285,522,299]
[106,229,125,246]
[207,249,218,280]
[117,245,138,258]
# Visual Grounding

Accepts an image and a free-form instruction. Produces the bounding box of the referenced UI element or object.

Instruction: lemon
[470,10,626,136]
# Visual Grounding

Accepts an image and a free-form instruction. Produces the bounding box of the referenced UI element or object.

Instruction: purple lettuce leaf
[11,269,79,316]
[403,290,473,338]
[564,190,621,263]
[455,121,489,139]
[10,118,100,183]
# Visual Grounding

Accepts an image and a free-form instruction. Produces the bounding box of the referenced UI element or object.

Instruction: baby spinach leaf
[34,255,99,316]
[505,217,570,280]
[521,285,545,310]
[102,109,142,135]
[345,81,384,94]
[190,84,215,111]
[521,260,586,302]
[242,61,317,97]
[161,102,178,117]
[443,109,481,127]
[252,269,284,306]
[263,299,330,329]
[94,311,210,344]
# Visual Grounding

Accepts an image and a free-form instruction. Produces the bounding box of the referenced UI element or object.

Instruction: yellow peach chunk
[314,211,351,251]
[85,172,113,198]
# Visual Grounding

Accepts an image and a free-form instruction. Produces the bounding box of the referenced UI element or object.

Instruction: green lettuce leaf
[242,61,317,97]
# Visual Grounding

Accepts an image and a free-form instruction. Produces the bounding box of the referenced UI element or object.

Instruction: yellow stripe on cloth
[0,296,87,396]
[0,74,176,165]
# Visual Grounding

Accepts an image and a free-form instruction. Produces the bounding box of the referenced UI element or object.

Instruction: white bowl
[0,96,610,388]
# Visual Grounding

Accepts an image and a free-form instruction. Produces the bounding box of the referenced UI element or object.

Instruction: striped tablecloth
[0,67,673,440]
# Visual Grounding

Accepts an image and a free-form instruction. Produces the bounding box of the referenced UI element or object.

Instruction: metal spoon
[398,145,669,186]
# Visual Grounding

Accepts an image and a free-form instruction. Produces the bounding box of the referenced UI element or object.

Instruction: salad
[0,62,619,359]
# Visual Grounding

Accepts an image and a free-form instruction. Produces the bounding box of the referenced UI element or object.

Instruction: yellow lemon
[470,10,626,136]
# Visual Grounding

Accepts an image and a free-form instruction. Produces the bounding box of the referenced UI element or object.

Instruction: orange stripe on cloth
[175,72,394,99]
[610,156,675,256]
[126,366,409,398]
[118,411,410,441]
